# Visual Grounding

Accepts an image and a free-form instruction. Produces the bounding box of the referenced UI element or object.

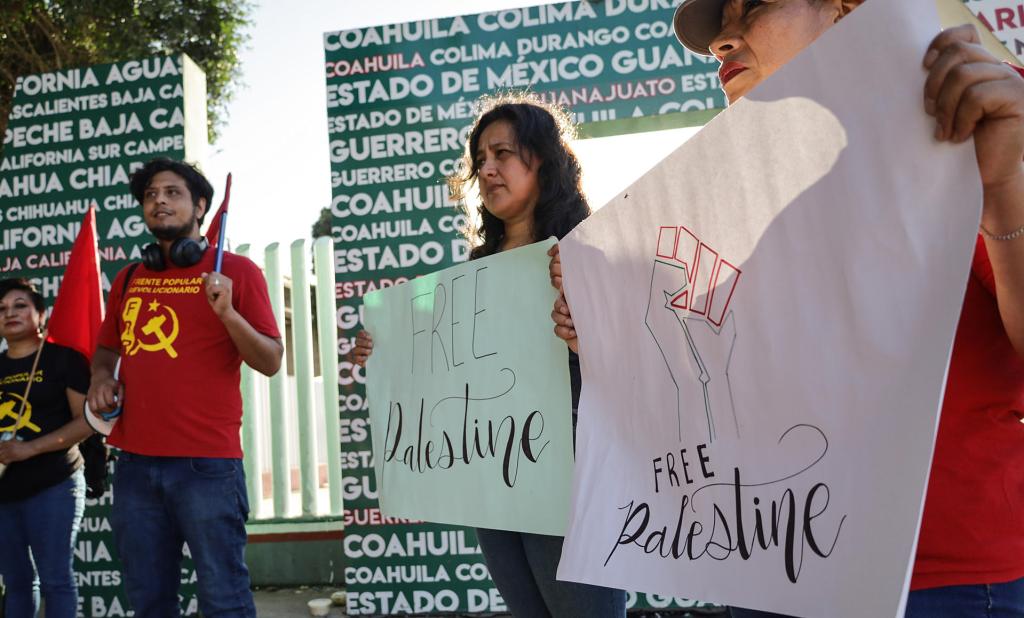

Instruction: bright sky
[205,0,700,257]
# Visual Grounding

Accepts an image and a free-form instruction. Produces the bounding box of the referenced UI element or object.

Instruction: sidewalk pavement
[254,587,348,617]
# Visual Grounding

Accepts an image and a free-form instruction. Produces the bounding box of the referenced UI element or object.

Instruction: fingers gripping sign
[547,242,564,291]
[551,292,578,353]
[924,24,1024,189]
[547,242,580,353]
[354,330,374,367]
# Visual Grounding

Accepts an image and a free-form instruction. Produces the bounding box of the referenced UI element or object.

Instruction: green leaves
[0,0,253,143]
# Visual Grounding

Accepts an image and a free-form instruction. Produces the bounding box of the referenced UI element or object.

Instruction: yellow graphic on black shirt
[120,296,180,358]
[0,392,40,433]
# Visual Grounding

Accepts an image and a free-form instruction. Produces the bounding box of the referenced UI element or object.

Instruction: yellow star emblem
[148,300,160,312]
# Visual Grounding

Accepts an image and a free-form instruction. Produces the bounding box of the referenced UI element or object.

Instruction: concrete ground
[254,586,349,617]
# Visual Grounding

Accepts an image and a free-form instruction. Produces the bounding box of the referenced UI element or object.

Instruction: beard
[149,211,199,241]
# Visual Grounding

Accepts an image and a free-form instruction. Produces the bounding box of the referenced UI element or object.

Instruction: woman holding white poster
[550,0,1024,616]
[355,94,627,617]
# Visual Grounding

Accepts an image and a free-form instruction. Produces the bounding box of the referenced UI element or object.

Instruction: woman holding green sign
[354,94,627,617]
[551,0,1024,616]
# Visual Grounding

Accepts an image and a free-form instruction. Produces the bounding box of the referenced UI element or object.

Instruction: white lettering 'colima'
[476,3,598,32]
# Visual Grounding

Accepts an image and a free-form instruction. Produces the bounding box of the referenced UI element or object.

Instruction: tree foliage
[0,0,252,142]
[312,206,332,239]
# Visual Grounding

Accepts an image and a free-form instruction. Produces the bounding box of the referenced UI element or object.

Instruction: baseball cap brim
[673,0,727,57]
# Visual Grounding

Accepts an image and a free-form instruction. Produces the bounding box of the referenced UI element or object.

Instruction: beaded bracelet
[980,222,1024,241]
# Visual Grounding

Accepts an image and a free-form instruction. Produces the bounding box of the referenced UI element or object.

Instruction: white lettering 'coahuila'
[324,18,471,51]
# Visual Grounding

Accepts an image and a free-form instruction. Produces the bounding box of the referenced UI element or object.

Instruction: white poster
[556,0,982,616]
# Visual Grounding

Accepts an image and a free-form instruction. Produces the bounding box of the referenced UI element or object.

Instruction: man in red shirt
[87,158,282,617]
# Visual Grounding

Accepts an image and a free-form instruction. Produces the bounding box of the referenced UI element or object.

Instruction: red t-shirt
[912,236,1024,589]
[97,250,280,458]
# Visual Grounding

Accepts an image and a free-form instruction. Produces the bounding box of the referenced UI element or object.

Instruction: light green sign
[363,239,573,536]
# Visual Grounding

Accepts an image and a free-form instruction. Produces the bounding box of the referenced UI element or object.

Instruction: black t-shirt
[569,351,581,410]
[0,343,89,501]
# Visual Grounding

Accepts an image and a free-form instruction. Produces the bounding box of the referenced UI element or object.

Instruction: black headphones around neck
[141,237,209,272]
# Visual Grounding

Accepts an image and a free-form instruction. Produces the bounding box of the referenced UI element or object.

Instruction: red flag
[46,206,104,362]
[204,173,232,245]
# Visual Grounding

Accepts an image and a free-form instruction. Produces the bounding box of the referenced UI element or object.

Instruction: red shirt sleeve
[228,255,281,340]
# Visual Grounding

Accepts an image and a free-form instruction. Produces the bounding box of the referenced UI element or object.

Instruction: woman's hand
[548,243,579,353]
[924,24,1024,196]
[353,330,374,367]
[552,292,579,354]
[0,439,36,465]
[548,243,563,290]
[927,24,1024,357]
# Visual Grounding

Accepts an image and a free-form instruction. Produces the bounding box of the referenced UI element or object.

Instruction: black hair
[0,278,45,314]
[129,157,215,225]
[449,93,591,260]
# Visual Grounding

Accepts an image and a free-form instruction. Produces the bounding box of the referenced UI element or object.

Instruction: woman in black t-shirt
[0,278,93,618]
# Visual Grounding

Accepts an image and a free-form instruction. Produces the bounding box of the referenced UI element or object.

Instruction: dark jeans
[905,577,1024,617]
[0,469,85,618]
[476,527,626,618]
[111,452,255,618]
[729,576,1024,617]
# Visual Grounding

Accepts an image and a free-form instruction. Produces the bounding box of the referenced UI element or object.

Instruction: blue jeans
[476,527,626,618]
[0,469,85,618]
[730,577,1024,617]
[111,452,255,618]
[905,578,1024,617]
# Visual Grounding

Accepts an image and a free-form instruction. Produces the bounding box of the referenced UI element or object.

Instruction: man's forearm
[221,310,283,376]
[92,345,119,378]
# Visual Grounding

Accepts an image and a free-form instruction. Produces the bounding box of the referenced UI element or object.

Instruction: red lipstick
[719,61,748,86]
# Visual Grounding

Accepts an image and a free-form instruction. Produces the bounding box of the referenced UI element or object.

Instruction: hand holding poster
[555,0,982,616]
[363,238,574,536]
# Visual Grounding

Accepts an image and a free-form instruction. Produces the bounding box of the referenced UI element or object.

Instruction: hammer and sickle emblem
[139,311,180,358]
[123,298,180,358]
[0,393,41,433]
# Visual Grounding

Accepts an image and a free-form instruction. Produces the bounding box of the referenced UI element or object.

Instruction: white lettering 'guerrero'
[329,127,469,163]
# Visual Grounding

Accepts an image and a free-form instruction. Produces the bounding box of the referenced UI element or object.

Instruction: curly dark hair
[129,157,215,225]
[0,278,45,314]
[449,93,590,260]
